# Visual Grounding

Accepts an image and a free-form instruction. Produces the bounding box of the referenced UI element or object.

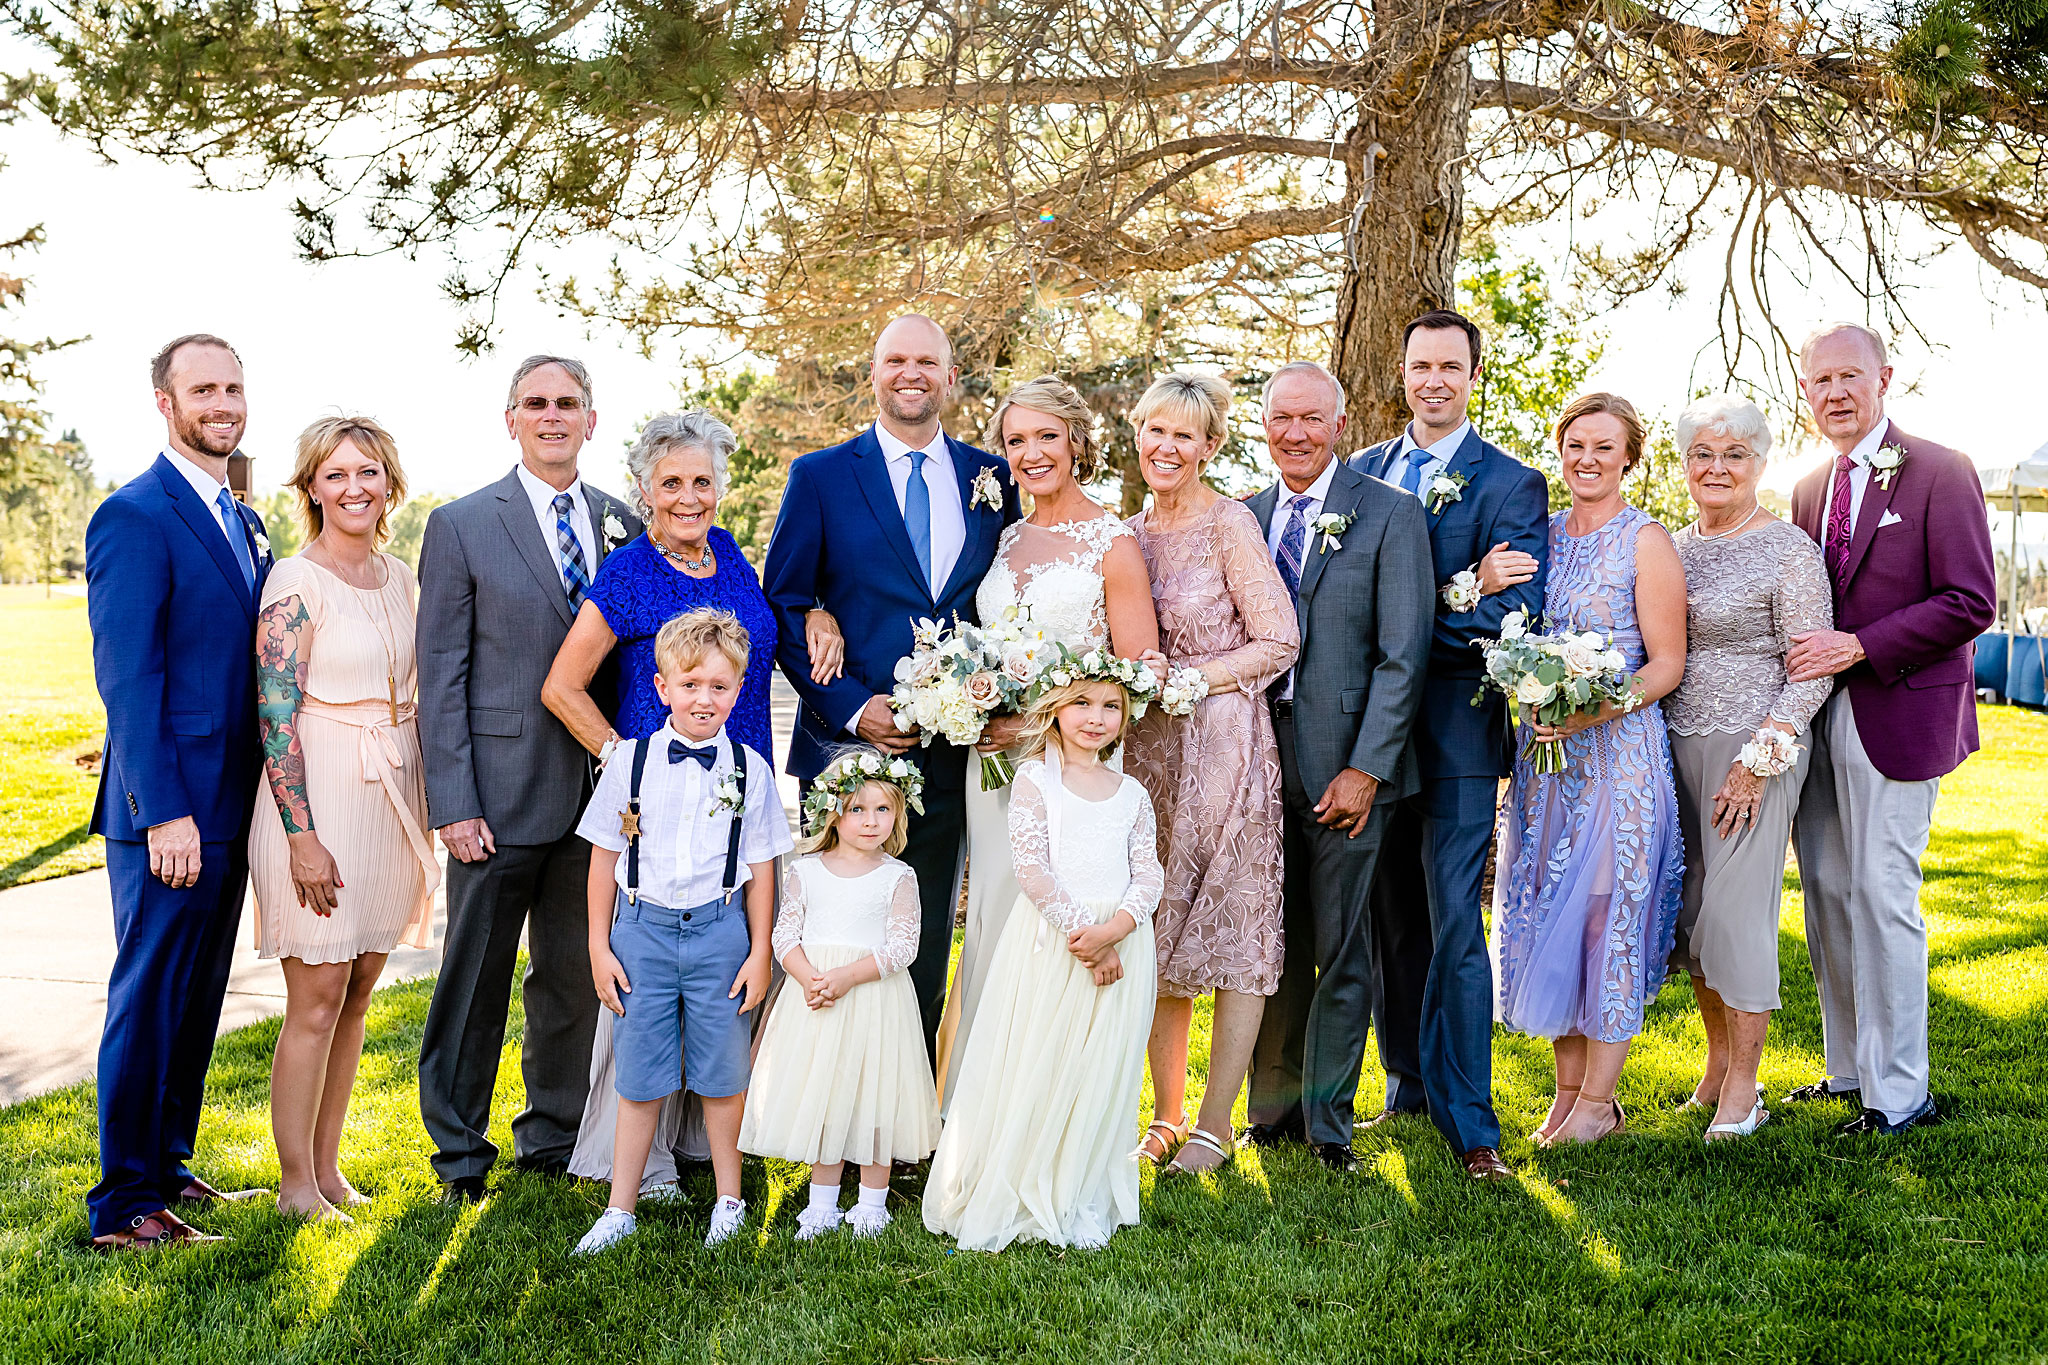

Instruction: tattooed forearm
[256,596,314,834]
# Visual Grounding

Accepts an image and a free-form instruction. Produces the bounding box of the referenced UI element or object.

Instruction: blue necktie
[1398,445,1432,495]
[552,492,591,611]
[904,448,933,592]
[216,488,255,592]
[1276,494,1314,596]
[669,740,717,769]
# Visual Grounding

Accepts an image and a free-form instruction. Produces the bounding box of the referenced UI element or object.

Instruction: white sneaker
[704,1195,747,1247]
[638,1180,687,1206]
[844,1203,892,1238]
[572,1207,638,1256]
[795,1203,843,1241]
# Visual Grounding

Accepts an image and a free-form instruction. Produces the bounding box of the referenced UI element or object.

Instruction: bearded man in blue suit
[1351,310,1550,1182]
[84,335,275,1248]
[762,314,1021,1062]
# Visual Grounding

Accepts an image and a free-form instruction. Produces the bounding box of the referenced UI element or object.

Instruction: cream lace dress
[923,756,1163,1251]
[739,855,940,1166]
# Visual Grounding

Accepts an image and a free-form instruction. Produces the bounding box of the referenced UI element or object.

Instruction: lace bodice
[1129,498,1299,691]
[1007,758,1163,933]
[976,515,1132,652]
[1667,517,1835,736]
[771,855,921,977]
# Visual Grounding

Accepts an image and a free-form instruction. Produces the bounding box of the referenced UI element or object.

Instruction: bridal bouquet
[1472,609,1642,775]
[889,606,1050,789]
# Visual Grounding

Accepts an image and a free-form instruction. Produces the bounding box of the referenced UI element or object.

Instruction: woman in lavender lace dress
[1123,373,1300,1174]
[1492,393,1688,1147]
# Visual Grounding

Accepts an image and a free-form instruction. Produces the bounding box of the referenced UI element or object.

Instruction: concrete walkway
[0,676,806,1107]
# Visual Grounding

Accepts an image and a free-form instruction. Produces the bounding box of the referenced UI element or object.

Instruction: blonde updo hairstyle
[1130,372,1232,459]
[983,375,1103,482]
[1017,676,1135,763]
[290,414,408,545]
[1553,392,1648,473]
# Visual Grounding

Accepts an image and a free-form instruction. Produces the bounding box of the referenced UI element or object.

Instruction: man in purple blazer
[1785,323,1996,1136]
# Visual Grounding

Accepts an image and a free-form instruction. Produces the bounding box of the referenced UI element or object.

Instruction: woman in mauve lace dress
[1665,394,1834,1141]
[1123,373,1300,1174]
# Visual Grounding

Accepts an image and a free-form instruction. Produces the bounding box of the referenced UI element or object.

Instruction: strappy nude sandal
[1529,1085,1580,1144]
[1164,1125,1235,1175]
[1131,1113,1191,1166]
[1540,1092,1626,1147]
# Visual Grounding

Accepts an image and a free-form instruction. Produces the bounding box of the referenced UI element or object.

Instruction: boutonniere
[602,512,629,547]
[969,465,1003,512]
[253,530,272,559]
[1310,511,1353,554]
[709,771,745,818]
[1442,567,1481,614]
[1870,442,1908,491]
[1426,470,1469,514]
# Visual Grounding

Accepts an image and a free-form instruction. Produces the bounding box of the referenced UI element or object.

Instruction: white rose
[1050,669,1072,687]
[1514,674,1555,706]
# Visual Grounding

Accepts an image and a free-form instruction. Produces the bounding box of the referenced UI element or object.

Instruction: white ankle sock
[856,1183,888,1211]
[807,1181,840,1214]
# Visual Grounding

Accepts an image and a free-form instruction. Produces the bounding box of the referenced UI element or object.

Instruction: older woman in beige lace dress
[1667,395,1834,1141]
[1124,373,1300,1173]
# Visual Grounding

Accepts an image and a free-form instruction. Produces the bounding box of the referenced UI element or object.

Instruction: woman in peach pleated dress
[249,415,437,1220]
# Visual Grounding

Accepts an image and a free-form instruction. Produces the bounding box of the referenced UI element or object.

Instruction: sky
[7,108,2048,510]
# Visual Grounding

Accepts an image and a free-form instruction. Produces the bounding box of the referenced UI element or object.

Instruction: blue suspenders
[622,739,748,906]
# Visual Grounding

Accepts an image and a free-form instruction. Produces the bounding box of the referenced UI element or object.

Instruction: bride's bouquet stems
[981,751,1018,791]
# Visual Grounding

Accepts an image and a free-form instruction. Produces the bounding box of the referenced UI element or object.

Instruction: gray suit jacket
[416,466,643,846]
[1249,461,1434,803]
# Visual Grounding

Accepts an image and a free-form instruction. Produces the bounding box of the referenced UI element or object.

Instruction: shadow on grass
[0,820,97,889]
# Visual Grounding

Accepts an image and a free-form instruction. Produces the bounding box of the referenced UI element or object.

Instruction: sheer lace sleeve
[1767,531,1837,730]
[1205,505,1302,693]
[1007,764,1096,934]
[873,864,922,977]
[770,862,808,964]
[1118,781,1164,927]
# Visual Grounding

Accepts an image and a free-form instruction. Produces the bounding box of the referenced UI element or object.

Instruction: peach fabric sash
[301,696,442,901]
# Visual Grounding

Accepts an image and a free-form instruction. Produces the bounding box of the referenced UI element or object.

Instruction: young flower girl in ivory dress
[739,749,941,1239]
[923,668,1164,1251]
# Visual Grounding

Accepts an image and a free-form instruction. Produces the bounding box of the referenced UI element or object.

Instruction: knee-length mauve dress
[1124,497,1300,998]
[249,555,438,963]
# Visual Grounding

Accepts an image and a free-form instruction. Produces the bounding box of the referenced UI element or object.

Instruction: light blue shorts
[608,889,753,1102]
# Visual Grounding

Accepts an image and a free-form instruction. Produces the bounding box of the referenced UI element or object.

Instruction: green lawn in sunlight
[0,587,104,888]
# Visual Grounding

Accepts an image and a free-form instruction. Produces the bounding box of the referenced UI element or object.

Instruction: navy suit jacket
[87,455,273,843]
[1353,428,1550,781]
[763,424,1022,784]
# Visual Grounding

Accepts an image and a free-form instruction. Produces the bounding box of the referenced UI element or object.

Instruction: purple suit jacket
[1790,424,1996,781]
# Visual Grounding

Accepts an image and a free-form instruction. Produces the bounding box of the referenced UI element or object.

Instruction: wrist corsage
[1869,441,1907,491]
[1426,470,1469,514]
[1310,511,1353,554]
[1442,567,1482,614]
[1737,728,1800,778]
[969,466,1004,512]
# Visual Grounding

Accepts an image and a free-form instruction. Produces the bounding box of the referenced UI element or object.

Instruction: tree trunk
[1328,43,1473,455]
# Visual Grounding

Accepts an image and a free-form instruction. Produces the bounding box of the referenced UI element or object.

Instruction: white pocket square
[1878,509,1905,529]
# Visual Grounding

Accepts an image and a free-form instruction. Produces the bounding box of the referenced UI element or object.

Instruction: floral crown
[801,750,927,836]
[1030,644,1161,718]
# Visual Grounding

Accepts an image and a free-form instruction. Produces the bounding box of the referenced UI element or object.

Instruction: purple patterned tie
[1276,494,1314,596]
[1823,454,1855,588]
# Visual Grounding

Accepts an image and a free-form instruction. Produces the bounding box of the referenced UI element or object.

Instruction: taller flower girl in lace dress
[924,670,1165,1252]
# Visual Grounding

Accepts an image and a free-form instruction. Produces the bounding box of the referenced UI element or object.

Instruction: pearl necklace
[1695,503,1763,541]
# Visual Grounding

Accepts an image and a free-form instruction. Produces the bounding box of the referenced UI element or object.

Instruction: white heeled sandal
[1705,1097,1771,1141]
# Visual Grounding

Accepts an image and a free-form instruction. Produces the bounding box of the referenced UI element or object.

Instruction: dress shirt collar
[1278,457,1339,510]
[874,421,950,466]
[1397,418,1473,462]
[1840,416,1892,469]
[162,447,231,507]
[516,459,586,519]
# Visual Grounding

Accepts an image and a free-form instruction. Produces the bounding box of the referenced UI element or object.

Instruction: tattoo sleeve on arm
[256,596,315,834]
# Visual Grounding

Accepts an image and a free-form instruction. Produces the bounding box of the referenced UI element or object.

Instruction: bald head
[1799,322,1887,372]
[871,313,957,441]
[874,313,953,368]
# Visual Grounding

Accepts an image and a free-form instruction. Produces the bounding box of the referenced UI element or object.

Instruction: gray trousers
[1792,693,1940,1123]
[1247,711,1394,1147]
[419,832,599,1180]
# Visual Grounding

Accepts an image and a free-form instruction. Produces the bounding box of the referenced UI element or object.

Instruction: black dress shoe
[439,1176,487,1204]
[513,1154,571,1178]
[1311,1142,1359,1174]
[1834,1096,1941,1137]
[1245,1123,1304,1150]
[1783,1081,1862,1106]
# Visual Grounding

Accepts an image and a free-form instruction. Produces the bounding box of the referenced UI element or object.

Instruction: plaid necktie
[1276,493,1314,596]
[552,491,591,611]
[1823,454,1856,588]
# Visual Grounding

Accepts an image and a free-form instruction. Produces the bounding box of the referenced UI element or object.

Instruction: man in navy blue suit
[1352,310,1550,1182]
[84,335,275,1247]
[763,314,1021,1061]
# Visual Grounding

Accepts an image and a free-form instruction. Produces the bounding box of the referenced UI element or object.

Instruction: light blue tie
[216,487,255,591]
[905,448,933,592]
[1399,445,1432,495]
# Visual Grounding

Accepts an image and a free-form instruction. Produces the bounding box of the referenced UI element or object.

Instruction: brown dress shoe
[178,1176,269,1204]
[92,1209,226,1253]
[1462,1147,1512,1182]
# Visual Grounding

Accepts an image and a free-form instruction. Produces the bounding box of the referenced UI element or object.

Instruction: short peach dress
[248,554,437,964]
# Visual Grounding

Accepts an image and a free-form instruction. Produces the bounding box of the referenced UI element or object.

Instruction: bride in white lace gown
[932,377,1161,1101]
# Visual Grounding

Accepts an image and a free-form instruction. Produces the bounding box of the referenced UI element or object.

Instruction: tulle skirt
[740,944,941,1167]
[924,894,1157,1252]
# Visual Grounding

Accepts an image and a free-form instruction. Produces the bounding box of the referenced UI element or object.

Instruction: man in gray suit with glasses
[415,355,643,1201]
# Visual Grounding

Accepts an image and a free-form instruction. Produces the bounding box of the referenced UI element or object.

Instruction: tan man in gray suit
[1242,361,1434,1173]
[415,355,643,1200]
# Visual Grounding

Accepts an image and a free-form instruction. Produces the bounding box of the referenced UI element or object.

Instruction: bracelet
[1442,566,1481,614]
[598,733,623,771]
[1736,728,1800,778]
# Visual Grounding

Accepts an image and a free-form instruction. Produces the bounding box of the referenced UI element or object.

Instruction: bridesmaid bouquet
[1472,609,1642,775]
[889,606,1050,790]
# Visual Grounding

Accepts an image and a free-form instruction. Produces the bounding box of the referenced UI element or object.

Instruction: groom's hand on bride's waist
[1314,768,1380,839]
[854,695,919,753]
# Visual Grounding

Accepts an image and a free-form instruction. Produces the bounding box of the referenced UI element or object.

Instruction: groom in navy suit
[1353,311,1549,1181]
[763,314,1021,1059]
[84,335,274,1247]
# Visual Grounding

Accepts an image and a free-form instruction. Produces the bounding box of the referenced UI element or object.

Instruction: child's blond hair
[1018,677,1134,762]
[654,607,751,678]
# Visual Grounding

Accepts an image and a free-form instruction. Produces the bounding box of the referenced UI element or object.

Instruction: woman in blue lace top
[1491,393,1688,1149]
[543,410,777,761]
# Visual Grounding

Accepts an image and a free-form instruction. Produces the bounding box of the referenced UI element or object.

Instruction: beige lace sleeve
[770,862,808,965]
[1768,532,1837,730]
[873,864,922,978]
[1205,505,1302,694]
[1118,781,1164,928]
[1008,766,1096,934]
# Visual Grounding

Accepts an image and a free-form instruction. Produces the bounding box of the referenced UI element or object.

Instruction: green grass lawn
[1,707,2044,1363]
[0,586,105,888]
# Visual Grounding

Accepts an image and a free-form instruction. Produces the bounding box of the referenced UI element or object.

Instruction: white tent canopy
[1985,441,2048,630]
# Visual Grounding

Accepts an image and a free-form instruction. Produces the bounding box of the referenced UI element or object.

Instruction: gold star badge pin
[619,808,641,839]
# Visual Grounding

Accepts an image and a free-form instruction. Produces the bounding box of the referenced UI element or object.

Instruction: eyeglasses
[516,396,586,413]
[1684,448,1759,469]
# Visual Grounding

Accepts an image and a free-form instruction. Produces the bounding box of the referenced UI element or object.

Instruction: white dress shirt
[1265,458,1339,700]
[1824,417,1892,538]
[516,461,596,578]
[874,422,966,596]
[578,724,794,908]
[1389,418,1474,492]
[162,448,239,541]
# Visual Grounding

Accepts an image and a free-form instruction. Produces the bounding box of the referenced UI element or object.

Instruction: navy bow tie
[669,740,718,769]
